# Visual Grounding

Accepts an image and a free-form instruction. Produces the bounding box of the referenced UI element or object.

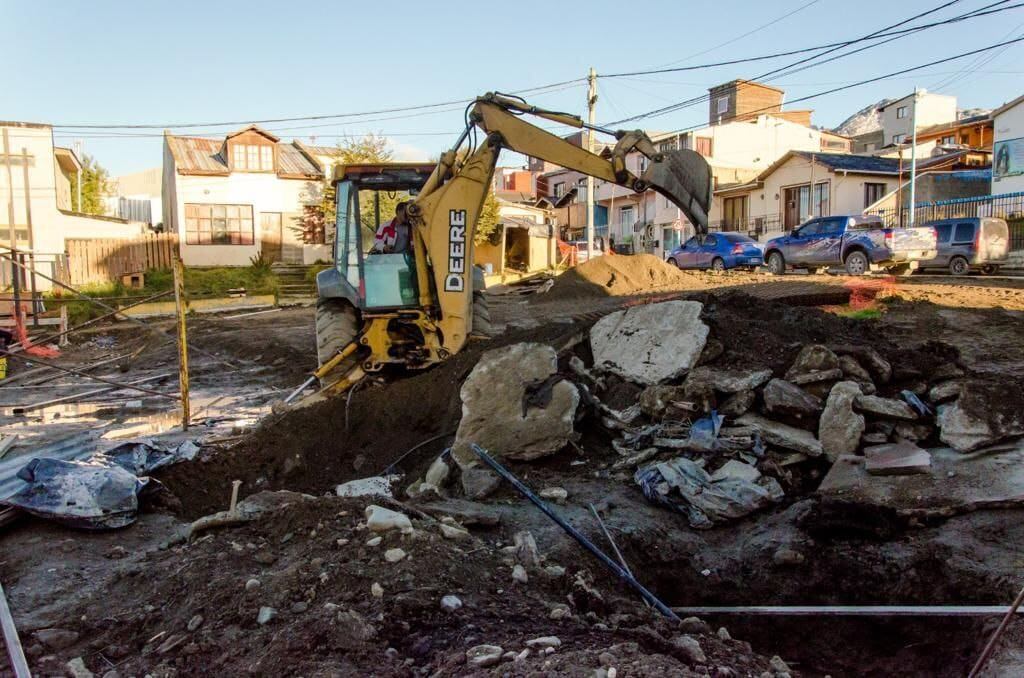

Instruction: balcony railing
[708,214,786,240]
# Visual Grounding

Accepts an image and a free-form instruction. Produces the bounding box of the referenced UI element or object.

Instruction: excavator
[298,92,712,399]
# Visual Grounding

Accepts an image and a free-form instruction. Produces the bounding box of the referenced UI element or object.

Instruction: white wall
[993,99,1024,194]
[881,92,957,146]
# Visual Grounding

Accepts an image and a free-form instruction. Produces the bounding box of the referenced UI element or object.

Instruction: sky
[3,0,1023,177]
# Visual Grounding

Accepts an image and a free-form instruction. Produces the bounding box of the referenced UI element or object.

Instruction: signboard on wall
[994,137,1024,180]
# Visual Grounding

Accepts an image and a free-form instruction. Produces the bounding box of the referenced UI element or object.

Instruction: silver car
[917,217,1010,275]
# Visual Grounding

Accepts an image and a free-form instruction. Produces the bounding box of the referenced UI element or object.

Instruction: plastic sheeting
[1,439,199,530]
[635,456,784,529]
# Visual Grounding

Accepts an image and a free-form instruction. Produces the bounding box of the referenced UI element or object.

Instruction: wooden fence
[66,234,179,285]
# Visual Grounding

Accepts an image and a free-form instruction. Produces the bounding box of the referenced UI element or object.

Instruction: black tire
[767,251,785,275]
[667,258,678,268]
[315,298,360,385]
[472,291,492,338]
[949,256,970,276]
[981,264,1000,276]
[711,257,726,272]
[844,250,869,276]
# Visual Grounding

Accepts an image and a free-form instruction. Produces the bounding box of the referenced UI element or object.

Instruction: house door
[783,187,800,230]
[260,213,283,262]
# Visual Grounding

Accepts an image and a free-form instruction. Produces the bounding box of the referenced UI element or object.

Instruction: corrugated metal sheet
[167,135,322,178]
[277,143,321,178]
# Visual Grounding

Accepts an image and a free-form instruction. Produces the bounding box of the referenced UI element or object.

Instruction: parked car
[916,217,1009,275]
[763,215,937,276]
[567,238,606,263]
[666,232,764,271]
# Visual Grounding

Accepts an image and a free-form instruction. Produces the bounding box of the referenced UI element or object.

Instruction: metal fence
[868,192,1024,251]
[708,214,786,241]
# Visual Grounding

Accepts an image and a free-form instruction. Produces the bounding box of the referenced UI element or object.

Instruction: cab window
[934,223,953,243]
[798,220,822,237]
[703,235,718,247]
[683,237,699,249]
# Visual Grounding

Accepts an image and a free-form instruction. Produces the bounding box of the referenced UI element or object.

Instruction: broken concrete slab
[790,368,843,386]
[685,366,773,394]
[451,343,580,468]
[736,413,823,457]
[818,442,1024,517]
[855,395,918,421]
[763,379,823,417]
[936,381,1024,453]
[590,300,708,385]
[818,381,864,462]
[864,441,931,476]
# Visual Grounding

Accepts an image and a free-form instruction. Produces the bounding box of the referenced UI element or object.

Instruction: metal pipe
[470,444,679,622]
[671,606,1024,617]
[1,349,179,400]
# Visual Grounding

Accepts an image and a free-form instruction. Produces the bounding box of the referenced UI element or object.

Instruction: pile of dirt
[545,254,711,301]
[18,494,776,677]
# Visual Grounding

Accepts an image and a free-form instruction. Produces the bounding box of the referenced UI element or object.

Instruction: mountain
[832,98,893,137]
[958,107,991,120]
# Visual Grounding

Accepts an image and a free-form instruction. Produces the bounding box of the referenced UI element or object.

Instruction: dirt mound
[30,494,773,677]
[546,254,709,300]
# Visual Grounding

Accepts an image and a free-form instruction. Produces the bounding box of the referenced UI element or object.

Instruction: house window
[659,140,677,152]
[576,178,587,202]
[184,203,255,245]
[896,106,908,119]
[893,133,906,145]
[638,156,649,175]
[813,182,829,217]
[723,196,748,230]
[695,137,713,157]
[942,135,956,145]
[864,182,886,207]
[619,205,635,228]
[716,96,728,115]
[232,144,274,171]
[864,142,877,152]
[553,182,565,199]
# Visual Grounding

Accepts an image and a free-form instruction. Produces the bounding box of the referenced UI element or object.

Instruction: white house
[162,125,332,267]
[992,93,1024,194]
[0,121,144,288]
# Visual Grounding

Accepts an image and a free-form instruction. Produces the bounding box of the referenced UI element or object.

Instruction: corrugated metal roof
[167,135,323,179]
[793,151,901,174]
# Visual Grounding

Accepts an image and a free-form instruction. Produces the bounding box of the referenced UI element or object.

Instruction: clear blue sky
[4,0,1023,176]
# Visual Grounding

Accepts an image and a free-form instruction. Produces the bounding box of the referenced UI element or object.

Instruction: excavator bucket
[641,149,713,235]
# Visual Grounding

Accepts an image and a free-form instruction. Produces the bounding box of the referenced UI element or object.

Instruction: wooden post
[0,580,31,678]
[20,149,37,327]
[172,256,190,430]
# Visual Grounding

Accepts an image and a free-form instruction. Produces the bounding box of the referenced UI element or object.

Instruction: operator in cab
[371,201,412,254]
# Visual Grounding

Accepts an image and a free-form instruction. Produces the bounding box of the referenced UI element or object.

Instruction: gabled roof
[225,124,280,142]
[992,93,1024,118]
[165,133,322,178]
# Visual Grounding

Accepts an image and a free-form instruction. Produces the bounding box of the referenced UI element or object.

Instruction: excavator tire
[315,298,360,385]
[472,291,492,338]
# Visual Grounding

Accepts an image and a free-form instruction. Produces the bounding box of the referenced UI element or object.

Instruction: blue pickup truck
[763,215,937,276]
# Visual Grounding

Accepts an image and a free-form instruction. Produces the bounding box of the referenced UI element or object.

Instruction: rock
[819,381,865,461]
[930,362,965,383]
[36,628,79,650]
[245,578,261,591]
[186,614,203,632]
[291,601,309,613]
[769,656,791,674]
[106,545,128,559]
[156,633,187,654]
[440,595,463,612]
[452,343,580,467]
[365,505,413,532]
[336,476,393,498]
[763,379,823,417]
[719,389,756,417]
[710,460,761,483]
[930,380,964,404]
[864,441,931,476]
[639,384,687,418]
[513,531,541,569]
[698,337,724,365]
[772,546,805,566]
[862,431,889,445]
[512,564,529,583]
[838,354,873,384]
[424,456,451,488]
[460,467,502,499]
[371,582,384,598]
[366,536,383,547]
[789,368,843,386]
[335,609,378,648]
[590,300,709,385]
[737,413,823,457]
[937,381,1024,452]
[688,366,774,394]
[855,395,918,420]
[384,548,407,563]
[439,523,470,540]
[256,606,277,625]
[894,422,933,443]
[832,345,892,384]
[417,499,502,526]
[672,635,706,663]
[526,636,562,649]
[717,627,732,640]
[466,644,504,668]
[785,345,839,382]
[101,671,120,678]
[65,657,93,678]
[539,487,568,504]
[549,606,570,620]
[544,565,566,577]
[680,617,711,635]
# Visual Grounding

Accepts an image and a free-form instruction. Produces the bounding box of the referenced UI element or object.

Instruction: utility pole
[909,87,919,227]
[585,67,597,257]
[808,153,815,218]
[3,129,21,331]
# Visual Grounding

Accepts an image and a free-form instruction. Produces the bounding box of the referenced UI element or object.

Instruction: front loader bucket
[642,149,712,235]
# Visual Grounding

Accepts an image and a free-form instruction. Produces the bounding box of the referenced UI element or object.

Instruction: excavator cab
[317,163,436,312]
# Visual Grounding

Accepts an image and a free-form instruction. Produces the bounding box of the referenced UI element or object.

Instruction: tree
[69,154,111,215]
[476,191,501,245]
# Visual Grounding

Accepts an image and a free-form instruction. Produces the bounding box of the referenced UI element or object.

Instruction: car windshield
[722,233,755,242]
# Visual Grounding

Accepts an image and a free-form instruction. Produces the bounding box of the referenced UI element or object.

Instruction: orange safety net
[10,301,59,358]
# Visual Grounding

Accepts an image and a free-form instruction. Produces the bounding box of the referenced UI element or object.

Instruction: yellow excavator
[293,92,712,400]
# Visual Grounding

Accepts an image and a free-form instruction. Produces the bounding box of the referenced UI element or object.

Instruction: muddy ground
[3,268,1024,677]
